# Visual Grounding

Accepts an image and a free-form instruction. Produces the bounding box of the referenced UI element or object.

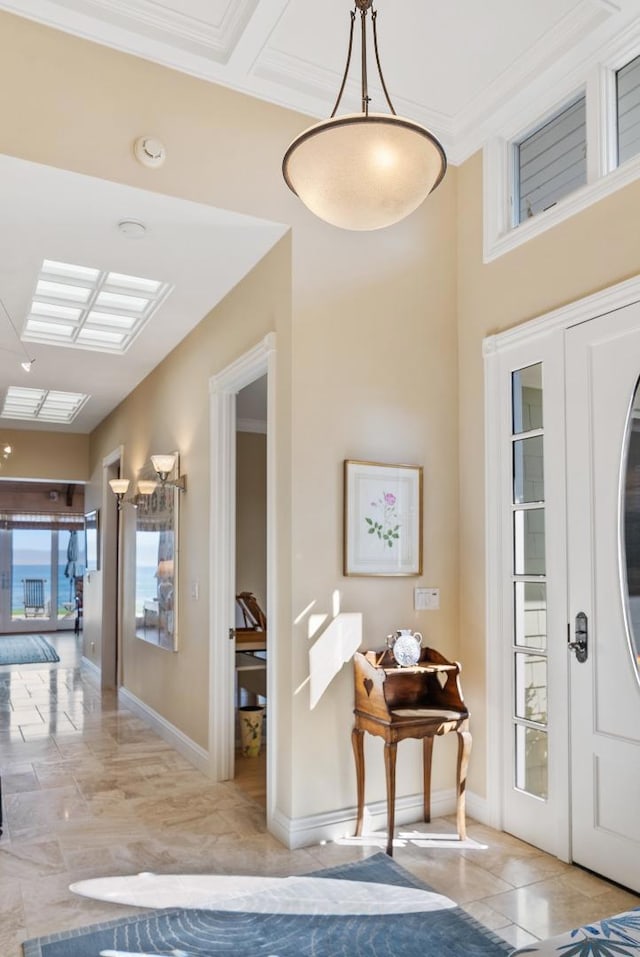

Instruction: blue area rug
[0,635,59,666]
[22,852,512,956]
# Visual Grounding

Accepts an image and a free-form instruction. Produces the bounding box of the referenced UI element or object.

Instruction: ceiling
[2,0,640,163]
[1,0,640,437]
[0,155,285,434]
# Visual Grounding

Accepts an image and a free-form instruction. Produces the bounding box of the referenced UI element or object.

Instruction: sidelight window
[511,363,548,799]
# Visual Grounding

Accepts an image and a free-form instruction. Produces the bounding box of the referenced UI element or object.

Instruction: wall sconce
[109,478,130,510]
[109,478,158,510]
[151,453,187,491]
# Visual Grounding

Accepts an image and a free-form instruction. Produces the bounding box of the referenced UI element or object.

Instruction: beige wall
[88,239,292,748]
[0,9,461,828]
[0,430,89,482]
[457,150,640,796]
[236,431,267,613]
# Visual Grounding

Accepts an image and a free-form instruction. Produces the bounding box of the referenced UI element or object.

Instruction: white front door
[487,281,640,890]
[566,303,640,891]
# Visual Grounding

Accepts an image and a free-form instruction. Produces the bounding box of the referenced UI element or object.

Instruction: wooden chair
[352,647,471,855]
[23,578,45,618]
[236,592,267,631]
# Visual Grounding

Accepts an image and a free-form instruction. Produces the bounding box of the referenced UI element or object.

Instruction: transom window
[516,97,586,224]
[485,43,640,261]
[617,54,640,167]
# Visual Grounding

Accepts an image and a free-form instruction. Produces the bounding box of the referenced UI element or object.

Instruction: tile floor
[1,631,639,956]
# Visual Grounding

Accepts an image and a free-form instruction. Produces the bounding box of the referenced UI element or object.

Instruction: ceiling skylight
[1,386,89,423]
[22,259,173,354]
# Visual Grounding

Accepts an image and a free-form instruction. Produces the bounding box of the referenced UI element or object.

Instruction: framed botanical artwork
[343,460,423,576]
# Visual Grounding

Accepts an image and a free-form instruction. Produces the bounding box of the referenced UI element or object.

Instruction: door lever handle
[568,611,588,663]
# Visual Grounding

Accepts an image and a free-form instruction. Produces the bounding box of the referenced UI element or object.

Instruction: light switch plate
[414,587,440,610]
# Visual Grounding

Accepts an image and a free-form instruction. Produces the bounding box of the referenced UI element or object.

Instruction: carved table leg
[384,740,398,856]
[422,735,434,823]
[351,727,365,837]
[456,727,472,841]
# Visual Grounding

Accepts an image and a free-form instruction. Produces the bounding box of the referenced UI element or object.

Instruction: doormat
[0,635,60,666]
[22,852,512,957]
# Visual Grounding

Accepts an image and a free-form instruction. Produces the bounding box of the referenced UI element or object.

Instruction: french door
[0,526,81,633]
[487,283,640,890]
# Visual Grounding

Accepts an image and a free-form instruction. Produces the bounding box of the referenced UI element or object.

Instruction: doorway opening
[209,333,277,827]
[234,375,268,805]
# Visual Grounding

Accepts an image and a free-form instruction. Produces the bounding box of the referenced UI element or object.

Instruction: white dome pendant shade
[283,113,446,231]
[282,1,447,232]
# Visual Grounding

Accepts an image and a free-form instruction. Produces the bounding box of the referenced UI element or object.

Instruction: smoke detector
[118,220,147,239]
[134,136,166,169]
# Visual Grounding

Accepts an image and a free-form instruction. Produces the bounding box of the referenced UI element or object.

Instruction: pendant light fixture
[282,0,446,231]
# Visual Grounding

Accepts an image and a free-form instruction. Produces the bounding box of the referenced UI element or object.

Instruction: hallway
[1,633,638,956]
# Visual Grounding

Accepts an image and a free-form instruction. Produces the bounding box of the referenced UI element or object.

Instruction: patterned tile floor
[1,631,638,956]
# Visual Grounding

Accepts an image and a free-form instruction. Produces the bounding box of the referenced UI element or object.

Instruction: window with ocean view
[5,526,84,625]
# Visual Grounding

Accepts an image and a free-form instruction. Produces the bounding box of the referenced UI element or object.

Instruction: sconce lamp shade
[151,454,176,481]
[109,478,130,497]
[137,480,157,496]
[283,113,446,231]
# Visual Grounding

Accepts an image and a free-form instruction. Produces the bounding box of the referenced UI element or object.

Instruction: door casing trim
[208,333,277,825]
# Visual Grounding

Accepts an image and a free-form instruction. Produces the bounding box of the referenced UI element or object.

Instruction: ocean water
[10,564,159,617]
[11,563,76,616]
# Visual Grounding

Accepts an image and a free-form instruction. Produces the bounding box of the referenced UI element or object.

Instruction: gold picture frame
[343,460,423,576]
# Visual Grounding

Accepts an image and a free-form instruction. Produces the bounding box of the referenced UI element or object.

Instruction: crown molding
[450,0,617,164]
[28,0,259,63]
[0,0,636,168]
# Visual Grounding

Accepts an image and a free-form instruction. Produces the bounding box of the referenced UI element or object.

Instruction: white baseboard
[465,790,494,827]
[118,687,211,776]
[272,788,458,850]
[81,655,101,684]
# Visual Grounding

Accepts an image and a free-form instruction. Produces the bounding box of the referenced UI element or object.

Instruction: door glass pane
[513,435,545,504]
[514,508,546,575]
[622,376,640,672]
[515,653,547,722]
[514,582,547,649]
[12,529,52,621]
[57,529,84,623]
[512,363,543,434]
[515,726,548,798]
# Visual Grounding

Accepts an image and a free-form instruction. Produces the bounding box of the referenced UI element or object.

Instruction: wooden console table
[352,647,471,855]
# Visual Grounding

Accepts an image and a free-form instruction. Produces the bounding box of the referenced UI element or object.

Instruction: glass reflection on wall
[135,480,178,652]
[623,377,640,669]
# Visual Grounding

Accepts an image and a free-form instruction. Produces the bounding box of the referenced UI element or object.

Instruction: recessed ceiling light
[1,386,88,423]
[22,258,173,354]
[118,220,146,238]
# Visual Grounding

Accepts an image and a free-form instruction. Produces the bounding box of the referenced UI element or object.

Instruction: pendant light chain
[282,0,447,231]
[330,10,356,118]
[330,3,397,120]
[360,5,370,116]
[371,10,397,116]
